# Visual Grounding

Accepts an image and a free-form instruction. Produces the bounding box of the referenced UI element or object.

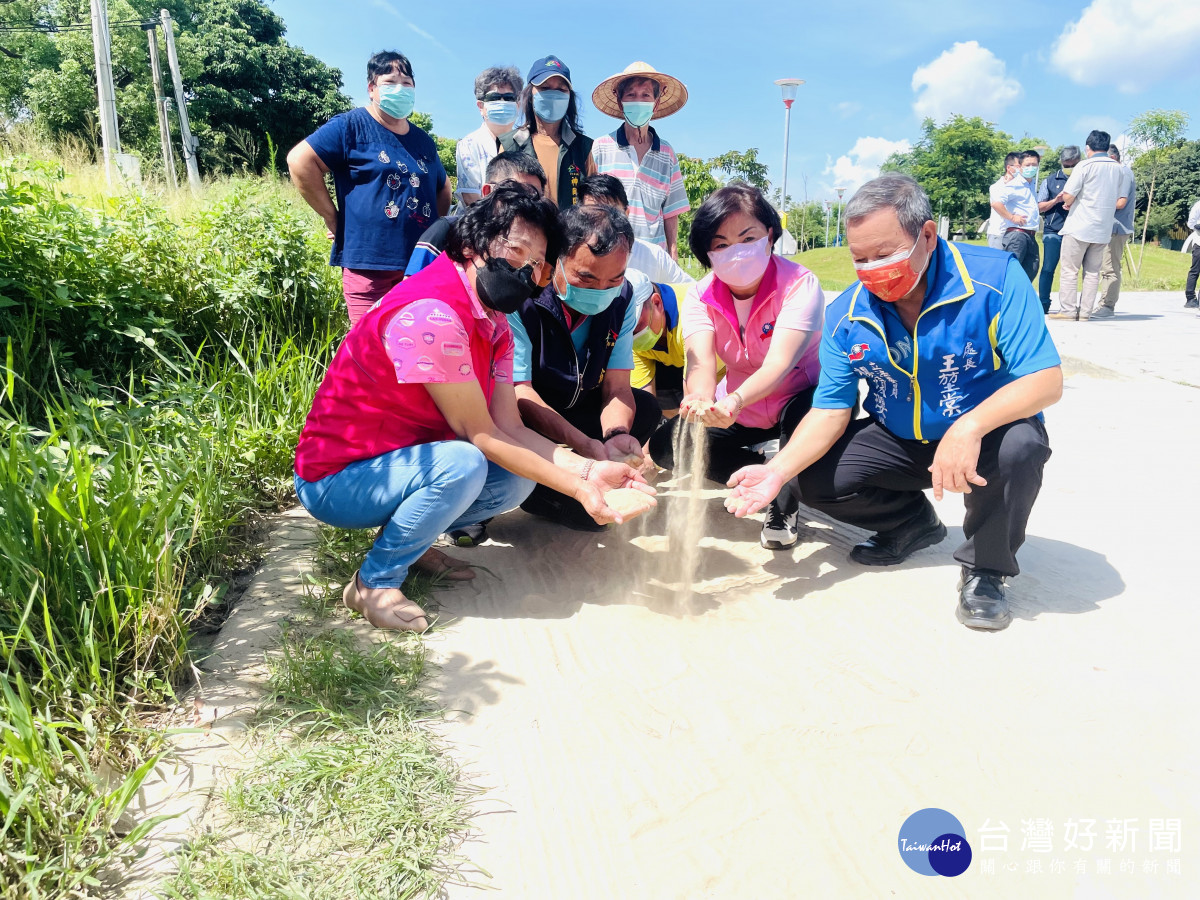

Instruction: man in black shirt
[1035,145,1081,314]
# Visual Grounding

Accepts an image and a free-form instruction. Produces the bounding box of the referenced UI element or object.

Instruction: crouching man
[725,174,1063,631]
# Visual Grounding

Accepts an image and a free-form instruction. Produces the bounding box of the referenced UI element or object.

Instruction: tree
[709,148,769,191]
[0,0,353,175]
[1136,139,1200,234]
[1127,108,1189,270]
[882,115,1012,236]
[675,153,720,257]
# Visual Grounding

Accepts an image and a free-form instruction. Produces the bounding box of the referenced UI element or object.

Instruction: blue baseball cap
[528,55,572,88]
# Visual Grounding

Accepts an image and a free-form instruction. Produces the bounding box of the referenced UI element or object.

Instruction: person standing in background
[987,154,1021,250]
[1094,146,1137,318]
[1036,145,1080,313]
[991,150,1041,283]
[500,55,597,209]
[1186,199,1200,310]
[455,66,524,208]
[1050,130,1131,322]
[287,51,450,325]
[591,62,691,260]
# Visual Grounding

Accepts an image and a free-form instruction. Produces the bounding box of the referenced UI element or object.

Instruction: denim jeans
[1038,233,1062,312]
[294,441,534,588]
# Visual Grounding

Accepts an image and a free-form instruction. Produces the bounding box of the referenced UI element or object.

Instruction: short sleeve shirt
[593,127,690,248]
[455,123,503,202]
[1060,156,1130,244]
[995,175,1039,230]
[306,107,447,271]
[381,293,513,387]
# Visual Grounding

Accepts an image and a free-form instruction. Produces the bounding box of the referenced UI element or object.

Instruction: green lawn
[681,241,1191,295]
[783,241,1190,295]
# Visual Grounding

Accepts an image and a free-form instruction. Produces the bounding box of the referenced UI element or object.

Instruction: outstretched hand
[576,460,656,525]
[724,464,785,518]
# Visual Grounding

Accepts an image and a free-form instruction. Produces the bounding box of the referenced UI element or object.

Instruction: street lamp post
[824,200,832,248]
[1032,144,1050,197]
[774,78,804,224]
[834,187,846,247]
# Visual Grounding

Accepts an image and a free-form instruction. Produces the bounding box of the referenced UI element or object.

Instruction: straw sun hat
[591,62,688,121]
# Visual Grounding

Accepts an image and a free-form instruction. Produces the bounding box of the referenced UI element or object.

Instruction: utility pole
[89,0,121,185]
[160,9,201,192]
[144,23,177,191]
[834,187,846,248]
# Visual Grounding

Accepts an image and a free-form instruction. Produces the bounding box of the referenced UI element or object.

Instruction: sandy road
[429,293,1200,899]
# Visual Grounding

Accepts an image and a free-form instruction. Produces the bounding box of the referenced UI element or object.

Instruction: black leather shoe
[1186,299,1199,309]
[956,568,1012,631]
[849,506,947,566]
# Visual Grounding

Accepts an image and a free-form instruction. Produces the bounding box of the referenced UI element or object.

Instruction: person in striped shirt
[591,62,690,260]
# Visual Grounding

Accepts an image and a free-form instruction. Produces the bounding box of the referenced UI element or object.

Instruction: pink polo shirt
[680,256,824,429]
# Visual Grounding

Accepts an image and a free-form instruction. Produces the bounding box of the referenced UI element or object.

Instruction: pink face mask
[709,236,771,289]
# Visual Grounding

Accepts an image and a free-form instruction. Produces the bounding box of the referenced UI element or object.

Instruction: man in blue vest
[510,203,661,529]
[725,174,1063,631]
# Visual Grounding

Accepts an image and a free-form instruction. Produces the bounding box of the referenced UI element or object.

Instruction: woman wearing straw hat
[591,62,690,260]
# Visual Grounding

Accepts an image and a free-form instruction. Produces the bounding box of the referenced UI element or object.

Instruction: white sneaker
[760,501,800,550]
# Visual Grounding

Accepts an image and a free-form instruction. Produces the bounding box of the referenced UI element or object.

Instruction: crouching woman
[294,184,653,632]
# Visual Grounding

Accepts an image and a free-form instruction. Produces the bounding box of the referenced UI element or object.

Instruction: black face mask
[474,257,539,314]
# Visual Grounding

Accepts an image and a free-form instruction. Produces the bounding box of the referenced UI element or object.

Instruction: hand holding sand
[679,395,713,424]
[603,487,658,521]
[575,460,656,525]
[725,464,784,518]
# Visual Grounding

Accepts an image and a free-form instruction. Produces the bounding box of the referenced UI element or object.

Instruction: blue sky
[272,0,1199,203]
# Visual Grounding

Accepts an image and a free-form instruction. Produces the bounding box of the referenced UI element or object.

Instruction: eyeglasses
[482,92,518,102]
[493,237,550,285]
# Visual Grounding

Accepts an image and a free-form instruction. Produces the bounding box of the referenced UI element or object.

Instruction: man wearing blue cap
[501,55,597,209]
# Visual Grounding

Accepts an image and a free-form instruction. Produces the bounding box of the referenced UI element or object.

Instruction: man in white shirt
[987,153,1021,249]
[991,149,1042,282]
[1186,199,1200,309]
[1050,131,1133,321]
[577,174,693,284]
[455,66,523,207]
[1094,146,1138,318]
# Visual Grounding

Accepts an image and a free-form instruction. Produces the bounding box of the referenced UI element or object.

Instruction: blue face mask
[623,101,655,128]
[532,89,570,123]
[556,261,623,316]
[376,83,415,120]
[483,100,518,125]
[1021,166,1038,180]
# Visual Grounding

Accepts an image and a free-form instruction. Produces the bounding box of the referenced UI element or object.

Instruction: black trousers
[1186,242,1200,302]
[648,388,815,516]
[796,416,1052,577]
[1002,229,1040,284]
[556,385,662,445]
[520,386,661,523]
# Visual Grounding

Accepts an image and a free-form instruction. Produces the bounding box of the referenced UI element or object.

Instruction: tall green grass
[0,153,344,897]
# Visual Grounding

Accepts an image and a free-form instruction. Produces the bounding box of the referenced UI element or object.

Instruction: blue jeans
[294,442,534,588]
[1038,233,1062,312]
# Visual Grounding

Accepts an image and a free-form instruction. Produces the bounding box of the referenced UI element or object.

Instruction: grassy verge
[0,150,354,897]
[160,530,475,900]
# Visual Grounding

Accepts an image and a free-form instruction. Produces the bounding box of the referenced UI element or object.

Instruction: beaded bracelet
[580,459,595,482]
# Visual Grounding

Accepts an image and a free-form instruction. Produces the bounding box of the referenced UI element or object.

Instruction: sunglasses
[482,92,518,102]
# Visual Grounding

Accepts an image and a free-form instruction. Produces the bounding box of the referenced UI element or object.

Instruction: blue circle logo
[898,808,972,877]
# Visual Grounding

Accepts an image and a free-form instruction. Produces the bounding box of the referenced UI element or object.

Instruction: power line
[0,19,154,34]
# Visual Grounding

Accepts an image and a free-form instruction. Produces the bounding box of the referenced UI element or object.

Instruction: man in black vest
[1036,144,1081,313]
[510,204,661,529]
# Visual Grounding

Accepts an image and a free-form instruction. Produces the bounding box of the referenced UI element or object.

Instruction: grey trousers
[1058,234,1106,318]
[1099,233,1130,310]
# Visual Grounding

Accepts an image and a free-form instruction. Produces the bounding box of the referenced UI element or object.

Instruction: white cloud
[835,101,862,119]
[911,41,1023,122]
[823,136,912,195]
[1051,0,1200,92]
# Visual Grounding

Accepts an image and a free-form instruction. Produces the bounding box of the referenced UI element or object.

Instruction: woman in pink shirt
[294,186,653,632]
[648,183,824,550]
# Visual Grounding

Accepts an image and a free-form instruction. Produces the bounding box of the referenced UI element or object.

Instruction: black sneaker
[760,500,800,550]
[1185,298,1198,309]
[955,568,1011,631]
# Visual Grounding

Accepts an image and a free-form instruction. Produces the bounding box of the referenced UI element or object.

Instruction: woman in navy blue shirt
[288,51,451,325]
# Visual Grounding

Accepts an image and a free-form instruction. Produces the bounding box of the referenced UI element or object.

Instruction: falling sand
[651,417,710,606]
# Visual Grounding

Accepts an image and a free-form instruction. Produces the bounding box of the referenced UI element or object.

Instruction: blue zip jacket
[813,239,1060,443]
